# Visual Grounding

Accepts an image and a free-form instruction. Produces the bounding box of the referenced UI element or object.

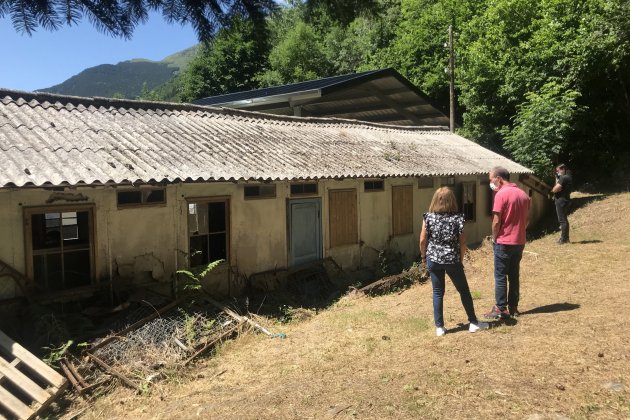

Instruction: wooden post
[448,25,456,133]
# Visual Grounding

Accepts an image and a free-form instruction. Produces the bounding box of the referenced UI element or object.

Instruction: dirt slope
[80,193,630,419]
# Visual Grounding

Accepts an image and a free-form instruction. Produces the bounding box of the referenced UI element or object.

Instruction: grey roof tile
[0,88,531,187]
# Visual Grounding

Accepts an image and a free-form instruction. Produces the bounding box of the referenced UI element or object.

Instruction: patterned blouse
[423,212,465,264]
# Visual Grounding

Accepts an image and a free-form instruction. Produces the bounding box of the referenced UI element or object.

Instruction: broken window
[392,185,414,235]
[329,189,358,247]
[188,200,229,267]
[117,187,165,207]
[26,207,94,292]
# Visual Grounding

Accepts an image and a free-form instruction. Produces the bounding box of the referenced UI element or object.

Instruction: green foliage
[258,21,331,86]
[176,259,225,292]
[42,340,73,366]
[503,82,582,179]
[180,17,269,101]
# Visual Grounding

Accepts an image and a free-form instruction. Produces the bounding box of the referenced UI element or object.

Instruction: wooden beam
[0,385,34,420]
[0,330,65,389]
[0,357,51,404]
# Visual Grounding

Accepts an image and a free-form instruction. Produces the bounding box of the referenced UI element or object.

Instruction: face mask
[489,182,498,191]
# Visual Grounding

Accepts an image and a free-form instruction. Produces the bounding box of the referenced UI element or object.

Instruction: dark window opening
[244,185,276,199]
[188,201,228,268]
[461,182,476,221]
[364,180,384,192]
[290,183,318,196]
[117,188,166,207]
[418,177,434,189]
[30,210,92,291]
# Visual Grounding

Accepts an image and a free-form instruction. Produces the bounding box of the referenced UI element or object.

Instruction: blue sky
[0,13,199,92]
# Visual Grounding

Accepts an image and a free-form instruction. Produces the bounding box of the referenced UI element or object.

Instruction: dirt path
[80,193,630,419]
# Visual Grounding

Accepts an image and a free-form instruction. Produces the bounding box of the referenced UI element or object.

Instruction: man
[552,164,573,244]
[484,167,531,319]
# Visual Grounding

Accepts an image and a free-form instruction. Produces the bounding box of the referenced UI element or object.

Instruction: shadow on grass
[571,239,603,244]
[527,194,608,241]
[520,302,580,316]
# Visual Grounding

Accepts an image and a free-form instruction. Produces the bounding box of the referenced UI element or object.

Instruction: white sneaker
[436,327,447,337]
[469,322,489,333]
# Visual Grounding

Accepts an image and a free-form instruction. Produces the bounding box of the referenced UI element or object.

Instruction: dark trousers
[427,259,478,327]
[494,243,524,311]
[555,198,571,242]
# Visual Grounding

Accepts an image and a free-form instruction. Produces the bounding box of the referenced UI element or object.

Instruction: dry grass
[75,193,630,419]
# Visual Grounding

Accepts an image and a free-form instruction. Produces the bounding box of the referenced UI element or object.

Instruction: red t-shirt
[493,183,530,245]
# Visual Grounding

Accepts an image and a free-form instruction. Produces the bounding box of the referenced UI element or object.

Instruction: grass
[72,192,630,419]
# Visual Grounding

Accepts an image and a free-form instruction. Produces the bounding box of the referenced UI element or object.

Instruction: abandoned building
[0,88,549,304]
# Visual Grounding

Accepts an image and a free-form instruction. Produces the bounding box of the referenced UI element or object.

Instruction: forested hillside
[40,45,199,99]
[150,0,630,184]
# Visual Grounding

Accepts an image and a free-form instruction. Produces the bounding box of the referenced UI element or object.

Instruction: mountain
[39,44,200,99]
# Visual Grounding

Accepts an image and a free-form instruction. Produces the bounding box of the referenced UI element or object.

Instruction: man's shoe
[436,327,447,337]
[557,239,569,245]
[509,306,520,317]
[484,305,510,320]
[469,322,489,333]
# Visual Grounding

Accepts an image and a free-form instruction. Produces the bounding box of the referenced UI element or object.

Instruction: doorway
[288,198,322,266]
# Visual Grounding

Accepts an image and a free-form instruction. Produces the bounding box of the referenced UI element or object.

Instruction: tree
[1,0,379,41]
[502,82,582,180]
[179,16,268,101]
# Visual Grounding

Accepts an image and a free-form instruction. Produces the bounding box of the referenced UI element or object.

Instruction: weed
[471,290,482,300]
[42,340,73,366]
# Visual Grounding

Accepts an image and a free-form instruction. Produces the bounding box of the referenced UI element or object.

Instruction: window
[392,185,414,235]
[25,206,94,291]
[188,200,229,267]
[244,184,276,199]
[364,180,384,192]
[329,189,358,247]
[418,177,434,189]
[461,182,476,221]
[290,182,318,196]
[117,188,165,207]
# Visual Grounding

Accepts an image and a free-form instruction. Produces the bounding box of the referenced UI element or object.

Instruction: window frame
[243,184,276,200]
[461,182,477,222]
[364,179,385,192]
[186,196,230,268]
[23,203,96,291]
[417,177,434,189]
[116,186,166,208]
[290,182,318,197]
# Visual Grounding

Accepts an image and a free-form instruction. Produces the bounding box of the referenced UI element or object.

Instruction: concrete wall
[0,176,550,300]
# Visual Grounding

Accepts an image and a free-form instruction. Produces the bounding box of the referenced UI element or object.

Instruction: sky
[0,13,199,92]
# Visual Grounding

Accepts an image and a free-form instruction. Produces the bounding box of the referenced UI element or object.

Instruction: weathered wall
[0,176,550,300]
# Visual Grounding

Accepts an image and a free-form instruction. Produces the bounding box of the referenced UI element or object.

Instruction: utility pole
[448,25,455,133]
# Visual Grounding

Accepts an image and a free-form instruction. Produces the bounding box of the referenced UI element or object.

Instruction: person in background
[484,167,531,320]
[552,164,573,244]
[420,187,489,337]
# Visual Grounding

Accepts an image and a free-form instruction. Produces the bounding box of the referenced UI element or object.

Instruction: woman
[419,187,489,336]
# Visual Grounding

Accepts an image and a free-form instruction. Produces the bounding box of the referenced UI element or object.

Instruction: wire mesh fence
[76,301,248,389]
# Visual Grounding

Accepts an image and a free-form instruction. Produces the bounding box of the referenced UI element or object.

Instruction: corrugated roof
[192,69,385,106]
[0,89,532,188]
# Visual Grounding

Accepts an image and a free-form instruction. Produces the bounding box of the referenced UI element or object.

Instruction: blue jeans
[427,259,478,328]
[493,243,525,310]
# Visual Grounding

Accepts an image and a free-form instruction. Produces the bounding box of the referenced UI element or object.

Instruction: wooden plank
[0,329,65,389]
[392,185,413,235]
[0,357,50,404]
[0,385,34,420]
